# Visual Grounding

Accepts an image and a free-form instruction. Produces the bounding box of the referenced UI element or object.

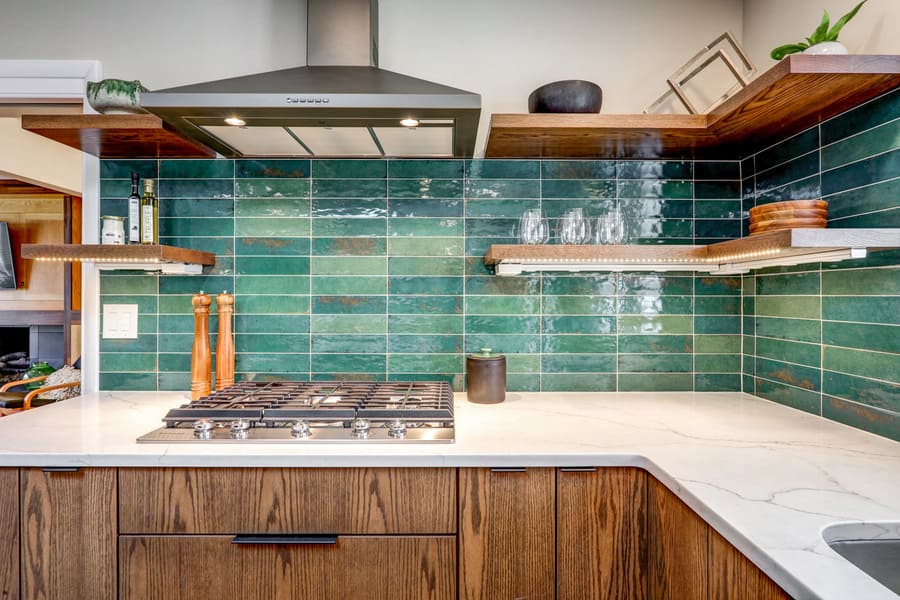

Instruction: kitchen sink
[823,522,900,595]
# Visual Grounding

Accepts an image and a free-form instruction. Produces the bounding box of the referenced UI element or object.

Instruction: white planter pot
[803,41,848,55]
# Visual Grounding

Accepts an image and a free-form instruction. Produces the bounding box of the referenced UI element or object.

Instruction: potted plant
[770,0,867,60]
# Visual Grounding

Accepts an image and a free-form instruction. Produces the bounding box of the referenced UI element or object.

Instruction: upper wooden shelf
[21,244,215,275]
[21,114,215,159]
[486,55,900,159]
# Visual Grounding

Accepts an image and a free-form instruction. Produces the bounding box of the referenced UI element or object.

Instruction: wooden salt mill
[190,292,212,400]
[215,291,235,390]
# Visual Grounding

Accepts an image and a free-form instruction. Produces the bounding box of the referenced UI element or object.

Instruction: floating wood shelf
[485,229,900,276]
[20,114,216,158]
[21,244,215,275]
[486,54,900,159]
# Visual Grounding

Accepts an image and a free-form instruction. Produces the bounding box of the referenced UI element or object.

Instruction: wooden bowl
[749,200,828,217]
[749,208,827,224]
[748,218,827,235]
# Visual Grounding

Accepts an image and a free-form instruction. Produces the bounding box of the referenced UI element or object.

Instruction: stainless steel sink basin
[823,522,900,595]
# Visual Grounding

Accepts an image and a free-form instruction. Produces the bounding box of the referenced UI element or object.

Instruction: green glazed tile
[620,274,692,296]
[618,295,693,315]
[388,295,461,314]
[822,149,900,195]
[742,336,755,356]
[755,296,819,319]
[618,315,692,334]
[756,357,820,391]
[822,119,900,171]
[312,334,386,353]
[617,180,692,199]
[618,373,692,391]
[755,128,819,172]
[236,353,310,373]
[159,237,232,257]
[389,257,463,276]
[541,199,615,219]
[464,218,517,238]
[312,179,386,199]
[541,334,616,354]
[823,370,899,413]
[159,199,233,218]
[312,237,386,256]
[389,334,463,353]
[389,198,463,218]
[823,346,900,382]
[388,237,463,257]
[99,179,131,199]
[235,256,309,275]
[543,274,617,296]
[158,333,194,353]
[388,179,464,199]
[823,296,900,325]
[310,314,386,334]
[543,316,616,334]
[695,161,740,180]
[313,295,386,314]
[235,275,308,295]
[236,237,310,256]
[160,217,234,237]
[158,353,191,372]
[236,159,310,178]
[695,181,741,199]
[99,335,157,353]
[541,179,616,199]
[99,198,127,216]
[822,88,900,145]
[465,295,539,315]
[465,276,540,296]
[543,296,616,315]
[157,179,233,199]
[695,220,741,240]
[235,314,310,334]
[160,159,233,179]
[238,373,311,382]
[465,160,540,179]
[99,372,156,391]
[235,179,310,198]
[694,296,740,315]
[618,335,693,354]
[312,353,385,373]
[631,218,693,240]
[506,374,541,392]
[504,354,541,372]
[388,217,463,237]
[695,374,741,391]
[158,372,191,391]
[755,378,820,413]
[466,315,539,334]
[618,354,692,373]
[694,354,741,373]
[822,249,900,270]
[695,276,741,296]
[311,256,386,276]
[756,271,820,295]
[542,354,616,373]
[389,315,462,334]
[694,200,742,219]
[235,197,310,217]
[312,197,387,217]
[100,274,157,295]
[312,217,386,238]
[618,160,691,180]
[823,321,900,354]
[822,268,900,295]
[101,295,158,315]
[235,334,306,353]
[236,296,310,314]
[755,152,818,194]
[830,207,900,228]
[541,160,616,179]
[755,337,820,367]
[313,276,386,295]
[823,395,900,443]
[389,354,462,374]
[388,159,464,179]
[312,159,386,179]
[235,217,310,237]
[464,179,540,199]
[464,335,540,354]
[541,374,616,392]
[754,175,821,205]
[388,276,463,295]
[99,353,157,372]
[620,198,693,219]
[465,237,512,257]
[464,198,540,218]
[101,159,158,179]
[157,314,195,334]
[695,316,740,335]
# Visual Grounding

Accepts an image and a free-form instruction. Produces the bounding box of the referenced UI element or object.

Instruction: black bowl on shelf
[528,80,602,113]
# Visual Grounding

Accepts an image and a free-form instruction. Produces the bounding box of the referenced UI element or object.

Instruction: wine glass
[559,208,591,245]
[593,207,630,244]
[518,209,550,245]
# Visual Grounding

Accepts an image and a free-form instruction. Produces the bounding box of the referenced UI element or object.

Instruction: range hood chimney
[141,0,481,158]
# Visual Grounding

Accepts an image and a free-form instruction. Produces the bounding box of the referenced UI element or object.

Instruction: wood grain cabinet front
[0,468,18,600]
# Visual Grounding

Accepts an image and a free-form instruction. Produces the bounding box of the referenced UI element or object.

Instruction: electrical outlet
[102,304,139,339]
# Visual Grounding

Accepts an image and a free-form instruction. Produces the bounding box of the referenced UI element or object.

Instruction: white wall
[0,0,743,152]
[743,0,900,69]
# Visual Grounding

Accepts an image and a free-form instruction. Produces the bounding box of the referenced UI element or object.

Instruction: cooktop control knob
[193,419,214,439]
[387,419,407,439]
[230,419,251,439]
[350,418,370,438]
[291,420,311,439]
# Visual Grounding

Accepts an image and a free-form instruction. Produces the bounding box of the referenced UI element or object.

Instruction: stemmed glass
[517,209,550,244]
[559,208,591,245]
[593,207,630,244]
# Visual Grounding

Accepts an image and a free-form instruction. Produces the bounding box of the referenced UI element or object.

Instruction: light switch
[103,304,139,339]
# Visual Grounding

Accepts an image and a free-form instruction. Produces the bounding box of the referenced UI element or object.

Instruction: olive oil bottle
[140,178,158,245]
[127,172,141,244]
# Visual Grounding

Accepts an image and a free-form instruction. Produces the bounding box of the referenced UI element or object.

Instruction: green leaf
[810,10,831,44]
[826,0,868,40]
[770,43,810,61]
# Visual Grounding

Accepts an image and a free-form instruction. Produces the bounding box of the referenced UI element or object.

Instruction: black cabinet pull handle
[559,467,597,472]
[490,467,527,473]
[41,467,80,472]
[231,534,338,545]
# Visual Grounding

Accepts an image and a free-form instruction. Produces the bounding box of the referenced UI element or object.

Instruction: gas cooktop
[137,380,455,443]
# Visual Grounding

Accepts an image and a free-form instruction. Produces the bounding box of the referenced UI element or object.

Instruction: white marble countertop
[1,390,899,600]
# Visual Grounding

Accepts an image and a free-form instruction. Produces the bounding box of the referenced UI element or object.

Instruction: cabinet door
[709,529,791,600]
[557,467,647,600]
[459,467,555,600]
[120,534,455,600]
[647,478,709,600]
[0,468,18,600]
[21,467,116,600]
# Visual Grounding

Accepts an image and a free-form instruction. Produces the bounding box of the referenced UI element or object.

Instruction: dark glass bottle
[128,172,141,244]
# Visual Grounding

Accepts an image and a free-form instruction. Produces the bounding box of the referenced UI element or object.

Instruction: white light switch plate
[102,304,139,339]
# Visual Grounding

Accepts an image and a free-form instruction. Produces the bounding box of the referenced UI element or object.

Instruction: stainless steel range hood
[141,0,480,158]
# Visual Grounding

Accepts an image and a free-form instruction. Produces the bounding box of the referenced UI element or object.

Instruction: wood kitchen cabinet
[709,529,791,600]
[557,467,647,599]
[20,468,116,600]
[458,467,555,600]
[0,468,18,600]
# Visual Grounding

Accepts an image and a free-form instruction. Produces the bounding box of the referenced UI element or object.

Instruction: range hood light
[224,116,246,126]
[400,118,420,128]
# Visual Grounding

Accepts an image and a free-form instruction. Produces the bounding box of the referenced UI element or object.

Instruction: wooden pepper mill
[190,292,212,400]
[215,291,235,390]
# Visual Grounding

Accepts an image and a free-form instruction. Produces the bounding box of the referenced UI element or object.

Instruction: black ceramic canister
[466,348,506,404]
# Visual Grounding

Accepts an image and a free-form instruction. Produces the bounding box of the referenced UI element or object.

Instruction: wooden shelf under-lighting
[21,244,215,274]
